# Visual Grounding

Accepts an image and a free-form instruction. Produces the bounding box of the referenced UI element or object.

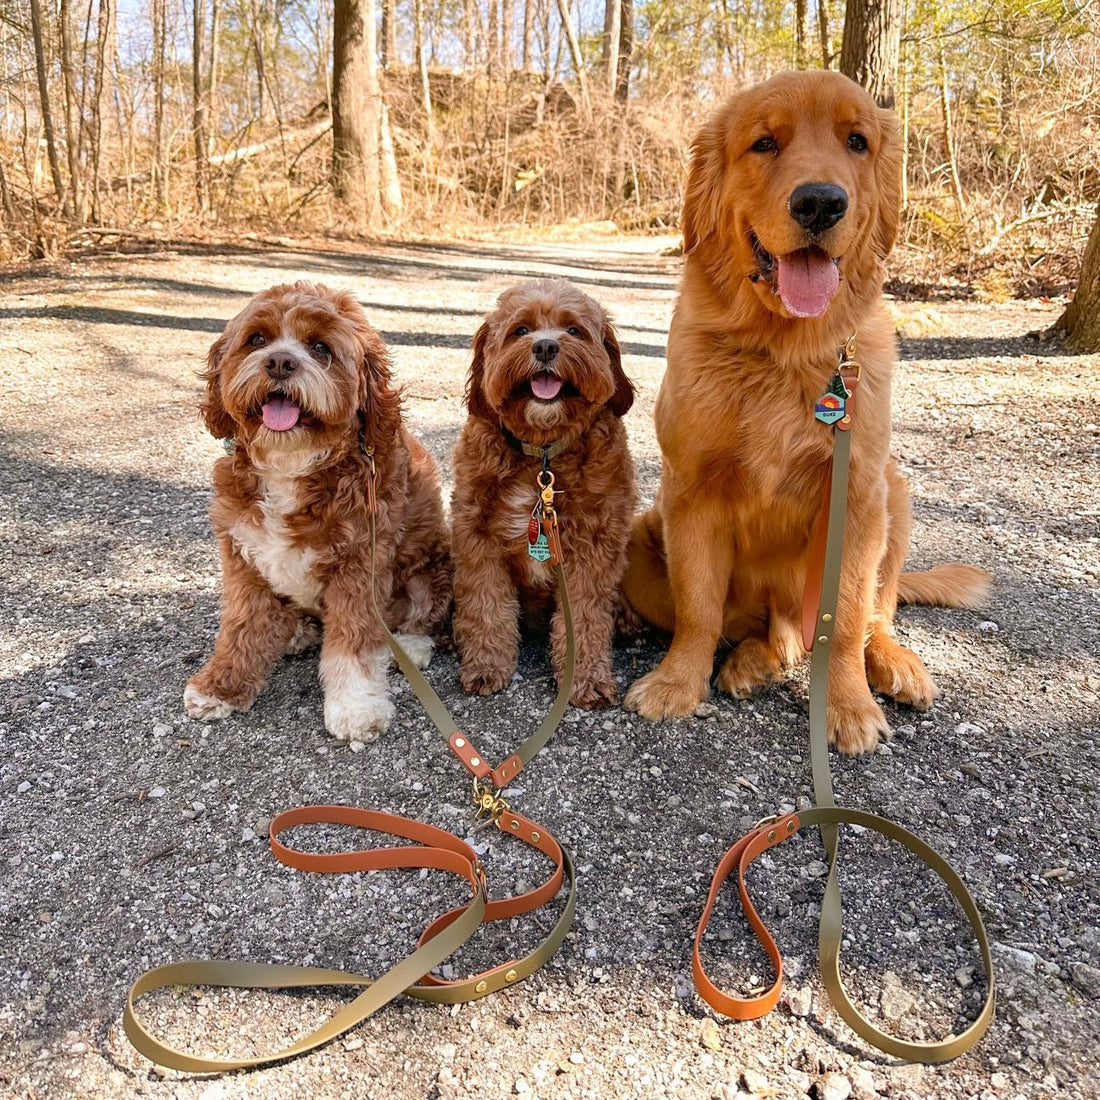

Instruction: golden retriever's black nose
[533,338,559,364]
[788,183,849,234]
[265,354,298,380]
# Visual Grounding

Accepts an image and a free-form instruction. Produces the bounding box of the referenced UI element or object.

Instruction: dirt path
[1,236,1097,1100]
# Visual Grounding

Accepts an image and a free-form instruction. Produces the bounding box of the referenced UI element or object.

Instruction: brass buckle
[838,333,862,384]
[753,813,780,831]
[472,777,511,825]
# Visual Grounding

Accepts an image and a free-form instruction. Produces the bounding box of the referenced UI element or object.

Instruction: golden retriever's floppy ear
[603,323,635,418]
[681,114,728,254]
[464,322,496,422]
[354,318,403,446]
[872,106,903,260]
[198,332,238,440]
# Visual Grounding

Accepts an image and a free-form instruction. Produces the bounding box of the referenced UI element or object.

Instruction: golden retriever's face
[466,279,633,443]
[200,282,392,458]
[683,71,902,319]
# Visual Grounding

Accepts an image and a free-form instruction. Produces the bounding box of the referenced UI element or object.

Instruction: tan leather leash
[124,447,578,1072]
[693,335,996,1062]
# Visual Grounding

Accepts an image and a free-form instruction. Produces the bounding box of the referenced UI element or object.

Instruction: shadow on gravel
[898,333,1068,361]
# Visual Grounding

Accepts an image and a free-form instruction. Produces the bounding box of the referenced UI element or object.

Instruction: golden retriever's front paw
[828,692,891,755]
[460,663,512,696]
[865,638,939,711]
[624,665,709,720]
[570,675,618,709]
[717,639,779,700]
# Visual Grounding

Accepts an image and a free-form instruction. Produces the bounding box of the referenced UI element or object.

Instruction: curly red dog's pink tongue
[262,395,300,431]
[531,372,563,400]
[777,250,839,318]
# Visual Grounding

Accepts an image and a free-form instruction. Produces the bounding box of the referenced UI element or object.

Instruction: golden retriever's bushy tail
[896,564,991,609]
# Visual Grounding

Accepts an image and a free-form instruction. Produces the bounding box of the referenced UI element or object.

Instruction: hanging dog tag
[814,372,850,425]
[528,528,552,562]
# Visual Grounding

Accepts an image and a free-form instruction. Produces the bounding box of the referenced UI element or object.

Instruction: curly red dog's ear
[198,332,238,440]
[355,319,402,447]
[681,113,728,255]
[464,322,496,422]
[872,106,903,260]
[603,323,635,418]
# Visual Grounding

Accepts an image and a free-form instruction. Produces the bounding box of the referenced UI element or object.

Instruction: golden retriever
[622,71,988,753]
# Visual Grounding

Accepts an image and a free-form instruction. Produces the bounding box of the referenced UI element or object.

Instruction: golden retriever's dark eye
[514,325,530,337]
[566,326,582,338]
[848,132,869,153]
[248,332,266,348]
[311,340,331,358]
[751,136,777,154]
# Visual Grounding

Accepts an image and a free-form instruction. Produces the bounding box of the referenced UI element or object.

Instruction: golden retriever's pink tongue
[262,395,300,431]
[531,372,563,400]
[777,249,839,318]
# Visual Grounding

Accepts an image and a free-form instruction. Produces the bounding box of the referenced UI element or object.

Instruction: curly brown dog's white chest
[229,477,324,612]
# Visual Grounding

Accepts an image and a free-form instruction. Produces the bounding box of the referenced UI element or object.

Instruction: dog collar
[500,427,572,463]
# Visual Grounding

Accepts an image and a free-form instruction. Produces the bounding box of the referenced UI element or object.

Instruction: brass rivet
[505,969,518,982]
[821,613,832,623]
[475,980,488,993]
[471,756,481,767]
[840,414,851,425]
[768,830,776,841]
[786,820,795,832]
[454,737,465,748]
[818,635,829,645]
[531,831,541,842]
[511,820,519,831]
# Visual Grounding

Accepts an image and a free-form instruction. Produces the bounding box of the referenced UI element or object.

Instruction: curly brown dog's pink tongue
[262,395,301,431]
[530,372,563,400]
[777,249,839,318]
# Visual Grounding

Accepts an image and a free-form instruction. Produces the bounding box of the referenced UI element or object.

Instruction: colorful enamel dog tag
[528,530,552,561]
[814,373,850,425]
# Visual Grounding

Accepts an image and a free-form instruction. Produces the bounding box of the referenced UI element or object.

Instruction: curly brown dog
[184,281,451,742]
[623,72,989,753]
[451,279,637,708]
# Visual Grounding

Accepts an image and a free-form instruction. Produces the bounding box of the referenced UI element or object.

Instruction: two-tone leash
[692,335,996,1062]
[124,447,578,1072]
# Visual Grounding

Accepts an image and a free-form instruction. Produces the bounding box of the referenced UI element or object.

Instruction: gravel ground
[1,235,1097,1100]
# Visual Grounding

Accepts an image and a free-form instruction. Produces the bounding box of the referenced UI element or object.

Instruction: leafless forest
[2,0,1098,298]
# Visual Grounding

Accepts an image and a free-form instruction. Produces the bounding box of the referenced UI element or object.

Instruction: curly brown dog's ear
[354,319,402,447]
[464,322,496,422]
[872,106,903,260]
[681,114,728,255]
[603,323,635,418]
[198,333,238,440]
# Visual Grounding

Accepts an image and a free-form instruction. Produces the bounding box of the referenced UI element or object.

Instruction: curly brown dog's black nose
[533,338,559,364]
[265,353,298,380]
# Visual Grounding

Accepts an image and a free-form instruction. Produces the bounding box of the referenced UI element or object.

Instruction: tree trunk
[414,0,434,146]
[332,0,382,231]
[1052,202,1100,352]
[28,0,70,217]
[554,0,590,116]
[614,0,632,105]
[795,0,808,68]
[59,0,83,219]
[501,0,512,72]
[193,0,209,211]
[381,0,396,70]
[938,44,965,217]
[379,100,402,219]
[818,0,833,69]
[209,0,220,150]
[151,0,167,207]
[522,0,532,70]
[90,0,114,223]
[602,0,620,93]
[839,0,900,108]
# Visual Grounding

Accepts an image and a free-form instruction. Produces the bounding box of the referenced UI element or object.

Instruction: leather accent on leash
[692,334,996,1062]
[124,447,578,1073]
